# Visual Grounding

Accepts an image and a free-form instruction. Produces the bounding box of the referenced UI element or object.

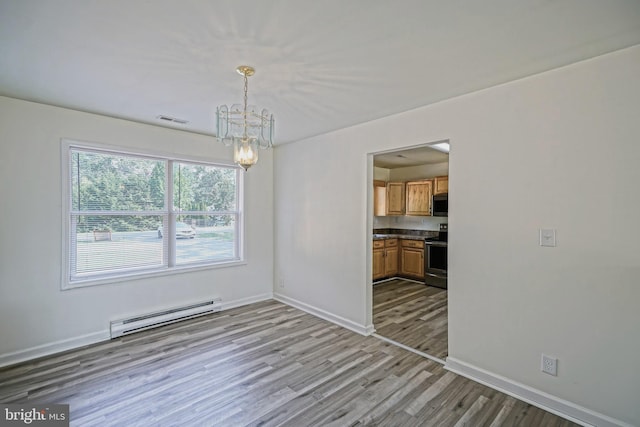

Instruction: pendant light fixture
[216,66,274,171]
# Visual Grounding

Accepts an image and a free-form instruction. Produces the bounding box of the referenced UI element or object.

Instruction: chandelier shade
[216,66,274,171]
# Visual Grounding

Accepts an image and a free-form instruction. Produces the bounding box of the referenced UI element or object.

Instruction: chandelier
[216,65,274,171]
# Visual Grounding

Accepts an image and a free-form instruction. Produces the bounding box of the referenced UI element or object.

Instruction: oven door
[425,241,447,289]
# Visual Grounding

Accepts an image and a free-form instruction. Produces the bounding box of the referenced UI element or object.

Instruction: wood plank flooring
[373,279,448,359]
[0,300,579,426]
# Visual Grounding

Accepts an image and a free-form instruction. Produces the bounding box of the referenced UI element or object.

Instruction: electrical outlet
[279,278,285,289]
[541,354,558,376]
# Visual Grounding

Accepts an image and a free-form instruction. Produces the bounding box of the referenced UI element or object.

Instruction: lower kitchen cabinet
[374,238,424,282]
[373,238,398,280]
[373,241,385,280]
[383,239,398,276]
[400,239,424,279]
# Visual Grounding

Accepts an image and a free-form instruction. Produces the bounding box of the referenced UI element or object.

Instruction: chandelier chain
[243,73,249,138]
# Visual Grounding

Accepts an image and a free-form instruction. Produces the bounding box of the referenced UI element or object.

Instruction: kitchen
[371,142,449,361]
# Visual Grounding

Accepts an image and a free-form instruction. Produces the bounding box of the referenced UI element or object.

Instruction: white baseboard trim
[0,330,110,368]
[445,357,632,427]
[274,293,374,336]
[373,333,446,365]
[0,292,276,368]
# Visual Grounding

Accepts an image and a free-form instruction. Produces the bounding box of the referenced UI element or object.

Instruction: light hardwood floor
[0,300,578,426]
[373,279,448,359]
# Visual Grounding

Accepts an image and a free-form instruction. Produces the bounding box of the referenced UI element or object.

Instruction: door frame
[365,140,451,347]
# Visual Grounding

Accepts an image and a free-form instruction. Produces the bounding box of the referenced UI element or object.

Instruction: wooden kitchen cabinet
[405,180,433,216]
[374,177,446,217]
[373,238,398,280]
[372,241,386,280]
[400,239,424,279]
[433,176,448,195]
[383,239,398,277]
[386,182,405,215]
[373,180,387,216]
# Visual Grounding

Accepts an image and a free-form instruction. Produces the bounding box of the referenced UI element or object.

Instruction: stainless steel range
[424,223,447,289]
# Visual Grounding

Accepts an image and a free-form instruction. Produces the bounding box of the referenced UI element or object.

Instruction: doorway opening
[369,141,450,361]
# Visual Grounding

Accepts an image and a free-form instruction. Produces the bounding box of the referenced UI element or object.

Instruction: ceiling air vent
[156,115,189,125]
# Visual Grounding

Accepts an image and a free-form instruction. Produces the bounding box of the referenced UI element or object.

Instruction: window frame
[61,139,245,290]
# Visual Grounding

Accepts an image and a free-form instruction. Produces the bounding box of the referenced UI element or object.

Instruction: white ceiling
[375,145,449,169]
[1,1,639,144]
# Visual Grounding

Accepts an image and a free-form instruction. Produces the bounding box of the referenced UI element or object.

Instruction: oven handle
[424,241,447,247]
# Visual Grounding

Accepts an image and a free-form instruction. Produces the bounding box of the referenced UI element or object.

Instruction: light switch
[539,229,557,247]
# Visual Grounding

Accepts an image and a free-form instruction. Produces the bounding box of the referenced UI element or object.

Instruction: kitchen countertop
[373,234,427,241]
[373,228,439,241]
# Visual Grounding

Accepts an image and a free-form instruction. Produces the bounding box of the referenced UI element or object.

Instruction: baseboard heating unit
[110,298,222,338]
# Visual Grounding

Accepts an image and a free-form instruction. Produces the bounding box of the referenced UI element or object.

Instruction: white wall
[0,97,273,363]
[274,45,640,426]
[373,166,390,181]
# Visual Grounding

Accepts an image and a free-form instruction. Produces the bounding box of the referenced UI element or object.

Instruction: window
[63,141,243,288]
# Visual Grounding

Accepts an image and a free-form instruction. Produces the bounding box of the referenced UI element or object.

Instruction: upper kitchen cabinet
[386,182,405,215]
[405,180,433,216]
[373,180,387,216]
[433,176,448,195]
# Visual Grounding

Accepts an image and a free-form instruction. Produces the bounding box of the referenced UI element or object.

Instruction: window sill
[61,259,247,290]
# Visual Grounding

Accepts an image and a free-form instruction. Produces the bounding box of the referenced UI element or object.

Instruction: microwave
[432,193,448,217]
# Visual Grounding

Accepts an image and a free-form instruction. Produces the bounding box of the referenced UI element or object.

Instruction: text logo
[1,404,69,426]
